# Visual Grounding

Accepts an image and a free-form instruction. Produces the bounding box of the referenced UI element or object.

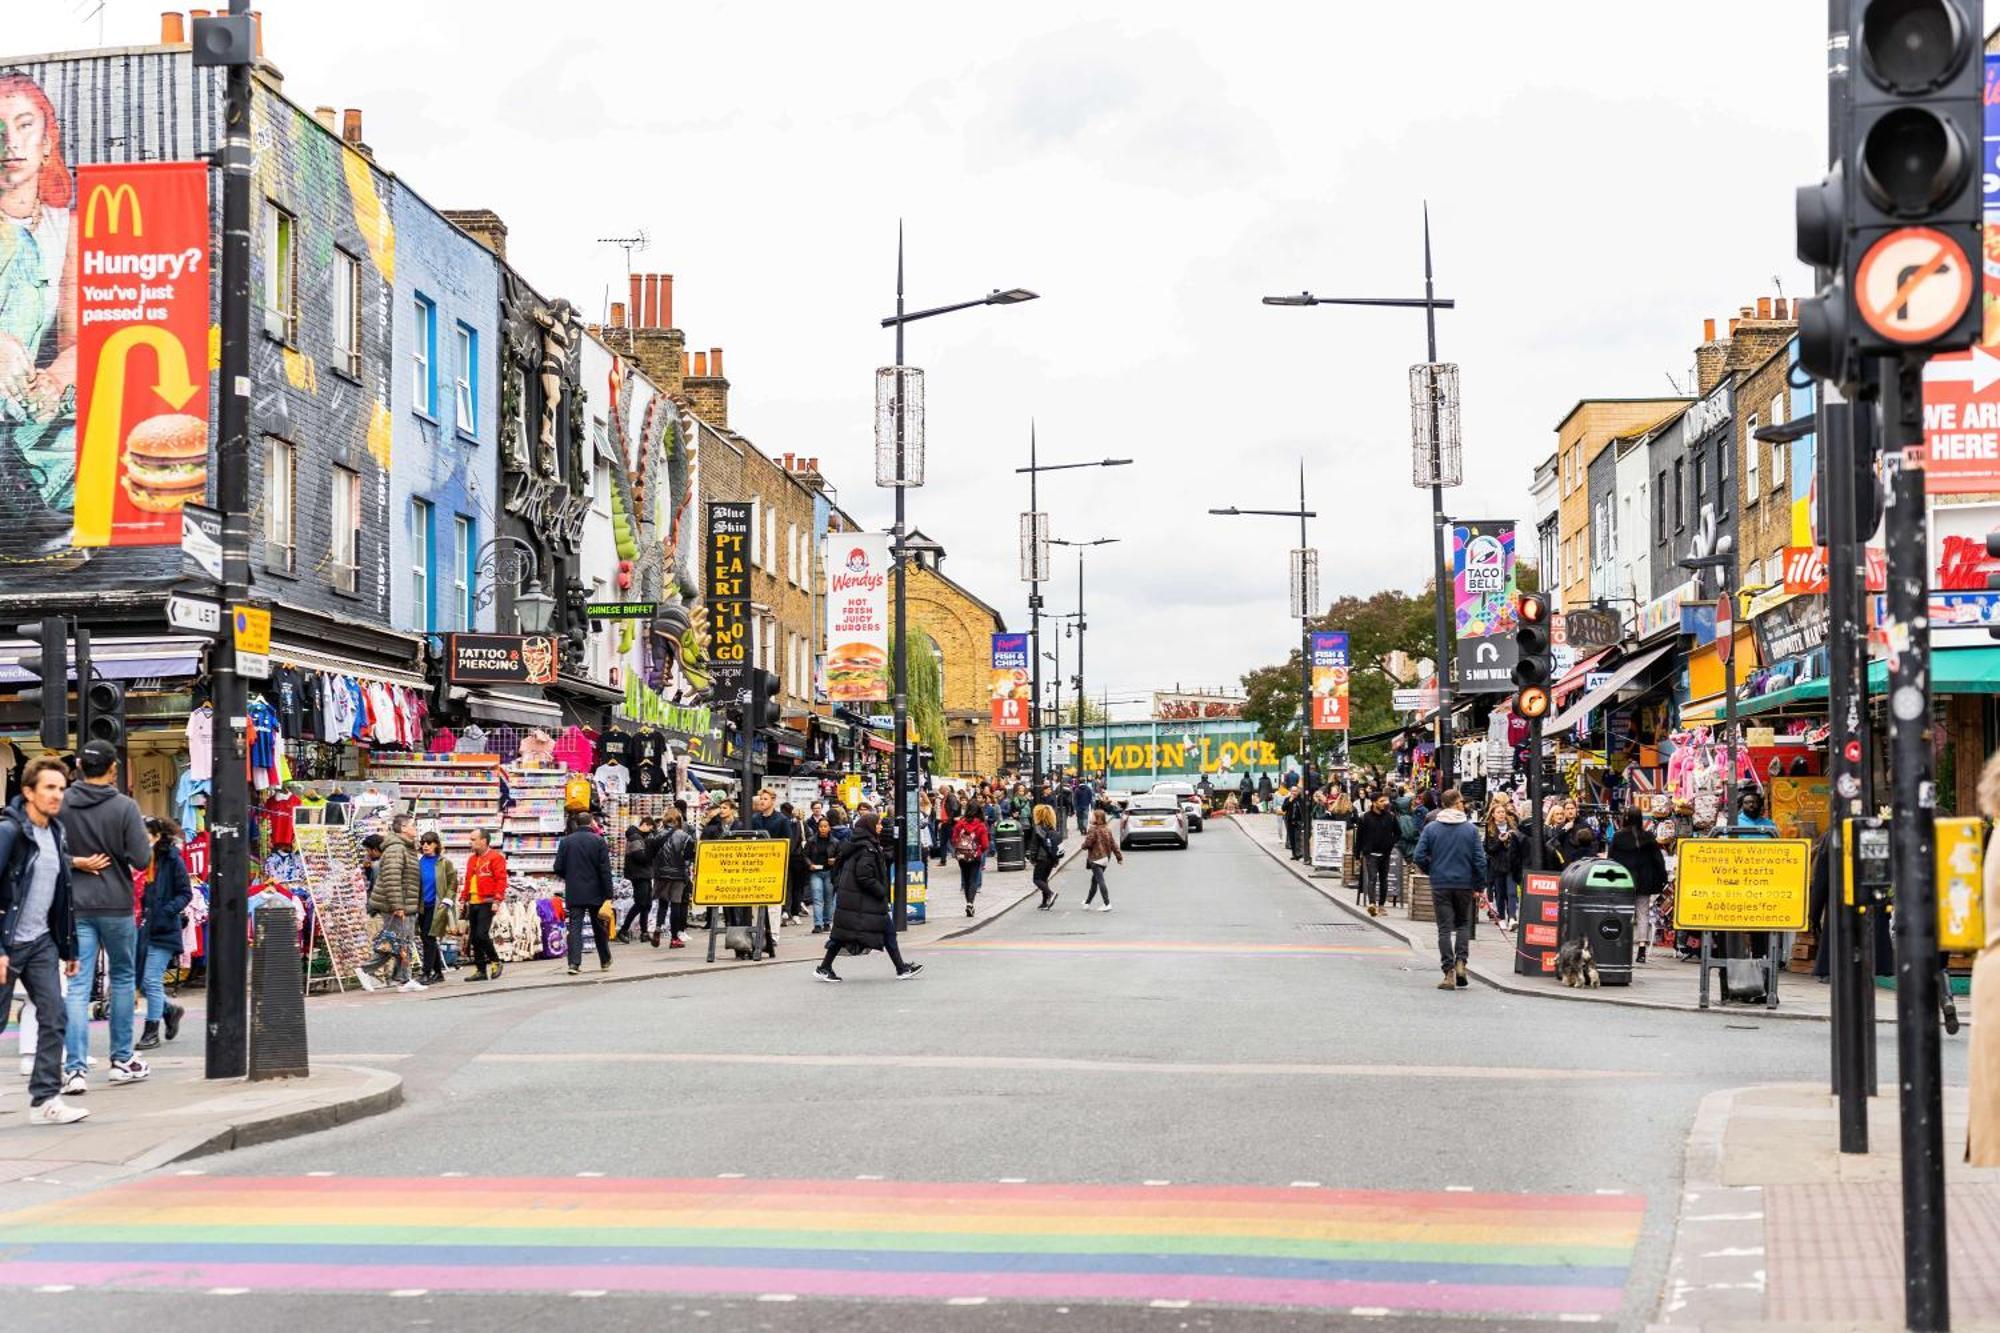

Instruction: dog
[1556,938,1601,989]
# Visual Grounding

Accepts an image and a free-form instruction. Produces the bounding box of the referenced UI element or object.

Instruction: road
[0,815,1946,1331]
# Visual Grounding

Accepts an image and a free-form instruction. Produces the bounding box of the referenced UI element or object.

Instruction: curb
[1232,818,1840,1023]
[128,1063,404,1170]
[936,844,1087,941]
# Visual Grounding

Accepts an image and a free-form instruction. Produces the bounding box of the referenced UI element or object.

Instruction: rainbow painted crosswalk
[0,1175,1644,1317]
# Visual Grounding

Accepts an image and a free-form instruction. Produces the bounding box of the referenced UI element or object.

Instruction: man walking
[460,827,507,981]
[357,814,423,992]
[1,755,88,1124]
[61,740,155,1091]
[1413,788,1488,992]
[553,811,615,974]
[1072,776,1095,837]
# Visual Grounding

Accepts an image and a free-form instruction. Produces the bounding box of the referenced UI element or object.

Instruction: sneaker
[567,966,581,976]
[26,1098,88,1126]
[1436,975,1456,991]
[1099,904,1113,912]
[353,969,381,992]
[62,1071,86,1096]
[399,979,426,993]
[137,1023,162,1051]
[668,937,685,949]
[19,1055,33,1078]
[490,963,503,980]
[965,903,975,917]
[109,1057,150,1084]
[164,1003,185,1041]
[895,964,924,980]
[812,965,842,983]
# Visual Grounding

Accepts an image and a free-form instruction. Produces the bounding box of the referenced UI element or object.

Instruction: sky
[15,1,1832,715]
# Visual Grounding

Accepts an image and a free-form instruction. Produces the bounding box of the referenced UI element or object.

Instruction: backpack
[564,774,594,812]
[952,822,983,861]
[1397,811,1421,844]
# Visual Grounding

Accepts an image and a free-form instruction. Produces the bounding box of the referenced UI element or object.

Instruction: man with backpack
[951,804,990,918]
[1413,789,1488,992]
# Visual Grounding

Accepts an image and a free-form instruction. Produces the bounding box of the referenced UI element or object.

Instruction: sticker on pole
[692,838,789,907]
[1671,838,1811,931]
[1934,816,1986,953]
[1855,227,1975,345]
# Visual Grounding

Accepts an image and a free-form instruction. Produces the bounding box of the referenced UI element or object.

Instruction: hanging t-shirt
[297,671,321,741]
[598,725,634,774]
[174,771,211,833]
[632,758,665,794]
[273,667,306,739]
[263,791,302,846]
[186,706,215,781]
[346,677,368,741]
[634,727,665,771]
[593,762,631,805]
[368,683,399,745]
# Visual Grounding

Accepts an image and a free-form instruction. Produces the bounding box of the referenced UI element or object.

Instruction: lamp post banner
[1309,630,1349,731]
[1452,519,1520,694]
[706,501,751,692]
[826,532,890,703]
[990,632,1030,733]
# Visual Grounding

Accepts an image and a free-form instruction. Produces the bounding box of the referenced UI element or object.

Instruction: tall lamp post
[879,230,1036,927]
[1051,536,1119,786]
[1211,462,1318,781]
[1018,436,1131,793]
[1264,205,1459,794]
[1041,612,1081,770]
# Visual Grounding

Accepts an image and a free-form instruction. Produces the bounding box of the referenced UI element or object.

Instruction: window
[1745,414,1760,498]
[411,499,434,631]
[413,295,437,416]
[1769,395,1786,493]
[262,203,297,344]
[453,516,473,631]
[330,466,360,593]
[455,323,477,434]
[332,250,361,375]
[749,500,761,569]
[787,523,799,586]
[263,437,295,572]
[1673,459,1685,531]
[1694,452,1707,503]
[764,509,775,571]
[1656,470,1668,543]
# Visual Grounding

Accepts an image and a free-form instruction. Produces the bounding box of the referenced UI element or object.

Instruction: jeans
[141,943,177,1026]
[65,913,138,1072]
[466,902,500,973]
[1486,868,1517,923]
[1433,886,1478,974]
[660,880,691,937]
[1086,862,1110,905]
[1362,852,1392,907]
[1076,809,1089,835]
[567,905,612,969]
[10,933,67,1105]
[809,870,832,927]
[622,881,655,937]
[360,914,414,985]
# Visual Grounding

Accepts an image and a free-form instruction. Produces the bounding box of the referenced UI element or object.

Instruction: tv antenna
[597,229,650,344]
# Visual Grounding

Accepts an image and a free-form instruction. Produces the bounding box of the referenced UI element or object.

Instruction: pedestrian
[1413,788,1488,992]
[1735,790,1778,834]
[1030,803,1062,910]
[60,739,155,1090]
[416,830,458,984]
[1,756,88,1124]
[653,810,695,947]
[1355,794,1401,917]
[1257,773,1274,812]
[460,827,507,981]
[356,814,423,992]
[1608,807,1668,964]
[1968,751,2000,1165]
[135,817,190,1049]
[1073,776,1095,837]
[553,810,616,975]
[813,811,921,982]
[951,803,990,917]
[747,789,790,959]
[617,822,655,944]
[782,801,811,925]
[1482,799,1524,931]
[805,816,836,932]
[1082,808,1122,910]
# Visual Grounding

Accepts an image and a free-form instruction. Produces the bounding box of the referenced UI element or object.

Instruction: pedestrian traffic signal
[14,617,68,751]
[82,677,126,749]
[1511,592,1552,721]
[751,667,783,732]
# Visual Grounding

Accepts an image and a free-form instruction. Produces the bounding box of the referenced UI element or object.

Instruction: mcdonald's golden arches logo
[83,183,143,238]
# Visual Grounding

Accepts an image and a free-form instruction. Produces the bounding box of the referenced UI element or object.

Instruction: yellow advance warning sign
[1672,838,1811,932]
[692,838,790,907]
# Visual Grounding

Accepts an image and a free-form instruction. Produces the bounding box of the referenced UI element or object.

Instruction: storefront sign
[1672,838,1811,931]
[990,632,1030,733]
[1752,594,1829,665]
[691,837,789,906]
[1451,520,1519,693]
[826,533,889,703]
[1514,871,1561,975]
[1639,581,1695,640]
[1392,685,1437,713]
[1309,819,1346,877]
[1936,816,1986,952]
[446,632,561,685]
[71,162,211,549]
[1309,630,1349,730]
[1781,545,1886,595]
[585,601,657,619]
[1563,608,1621,652]
[706,501,751,692]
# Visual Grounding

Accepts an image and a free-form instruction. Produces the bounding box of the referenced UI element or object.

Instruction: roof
[1552,397,1692,436]
[907,559,1007,633]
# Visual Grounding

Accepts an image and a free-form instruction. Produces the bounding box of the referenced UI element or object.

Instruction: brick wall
[694,418,819,711]
[1735,344,1798,585]
[1554,399,1688,611]
[907,562,1009,777]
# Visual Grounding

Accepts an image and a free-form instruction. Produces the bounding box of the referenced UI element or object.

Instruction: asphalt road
[0,816,1952,1331]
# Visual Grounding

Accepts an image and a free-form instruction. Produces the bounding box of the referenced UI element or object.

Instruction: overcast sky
[19,2,1829,713]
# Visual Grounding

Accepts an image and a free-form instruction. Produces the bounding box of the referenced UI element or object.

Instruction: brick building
[1553,398,1689,610]
[901,532,1013,779]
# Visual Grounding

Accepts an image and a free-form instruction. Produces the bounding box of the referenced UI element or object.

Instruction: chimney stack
[642,274,658,327]
[440,210,509,260]
[610,301,626,329]
[161,12,186,43]
[313,105,336,132]
[614,273,685,392]
[692,351,708,377]
[341,108,363,146]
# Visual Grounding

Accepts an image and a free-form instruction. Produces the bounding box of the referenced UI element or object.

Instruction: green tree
[894,630,951,762]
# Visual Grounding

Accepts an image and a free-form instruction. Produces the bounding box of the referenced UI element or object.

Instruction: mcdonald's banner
[72,161,211,548]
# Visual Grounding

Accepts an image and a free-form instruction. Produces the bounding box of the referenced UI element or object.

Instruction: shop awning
[1736,677,1830,717]
[1682,647,2000,727]
[461,689,563,728]
[0,635,206,686]
[865,734,893,753]
[269,642,430,692]
[1541,644,1673,734]
[1552,648,1614,702]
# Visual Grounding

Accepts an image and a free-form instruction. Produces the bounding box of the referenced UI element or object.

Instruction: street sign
[1935,816,1986,953]
[165,591,221,636]
[1562,608,1621,652]
[691,837,789,907]
[1671,838,1811,931]
[585,601,657,619]
[1921,346,2000,493]
[1714,595,1734,664]
[1854,227,1975,346]
[231,605,270,656]
[180,501,222,582]
[235,650,270,680]
[1391,687,1436,713]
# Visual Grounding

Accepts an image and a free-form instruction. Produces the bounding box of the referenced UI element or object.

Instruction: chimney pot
[660,274,674,329]
[161,11,186,43]
[808,457,818,473]
[710,348,723,378]
[1729,317,1740,336]
[1775,297,1788,320]
[190,8,210,18]
[313,105,336,132]
[341,108,363,145]
[610,301,626,329]
[693,351,709,377]
[1703,317,1716,342]
[628,274,643,330]
[783,452,795,470]
[642,274,658,328]
[1756,296,1772,319]
[684,353,692,377]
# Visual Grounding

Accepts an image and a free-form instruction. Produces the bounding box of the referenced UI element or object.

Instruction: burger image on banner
[826,640,888,701]
[825,534,890,703]
[118,413,209,513]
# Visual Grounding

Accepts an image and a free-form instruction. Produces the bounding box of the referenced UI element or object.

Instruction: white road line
[1149,1299,1191,1309]
[1445,1185,1474,1192]
[576,1171,605,1178]
[755,1293,798,1303]
[1701,1246,1765,1258]
[997,1177,1028,1184]
[440,1171,466,1177]
[176,1169,206,1176]
[32,1285,74,1294]
[1142,1179,1170,1186]
[946,1296,989,1306]
[1557,1315,1603,1324]
[569,1290,607,1298]
[1288,1181,1322,1188]
[716,1172,745,1179]
[305,1171,335,1178]
[206,1287,249,1296]
[387,1289,428,1297]
[1593,1188,1624,1195]
[1349,1307,1390,1318]
[856,1174,884,1180]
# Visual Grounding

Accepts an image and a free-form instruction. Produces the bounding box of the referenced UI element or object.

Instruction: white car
[1150,781,1204,832]
[1120,792,1189,850]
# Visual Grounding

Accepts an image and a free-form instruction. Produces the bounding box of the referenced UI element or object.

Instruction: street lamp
[1051,536,1118,789]
[1017,434,1132,792]
[1210,460,1318,789]
[1264,204,1459,795]
[879,225,1037,927]
[1680,542,1739,822]
[472,535,557,633]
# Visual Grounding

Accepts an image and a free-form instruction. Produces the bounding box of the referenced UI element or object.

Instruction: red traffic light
[1516,592,1548,623]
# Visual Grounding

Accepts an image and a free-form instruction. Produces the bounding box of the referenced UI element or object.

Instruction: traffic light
[14,617,68,751]
[82,677,127,750]
[750,668,783,732]
[1511,592,1552,721]
[1797,0,1983,380]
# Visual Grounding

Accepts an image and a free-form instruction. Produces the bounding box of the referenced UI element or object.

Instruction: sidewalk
[1234,813,1854,1021]
[1654,1083,2000,1329]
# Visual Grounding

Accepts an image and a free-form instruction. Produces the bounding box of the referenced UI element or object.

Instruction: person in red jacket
[950,806,990,917]
[459,828,508,981]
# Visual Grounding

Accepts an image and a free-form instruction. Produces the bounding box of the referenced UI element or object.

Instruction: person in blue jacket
[1413,789,1488,992]
[136,817,191,1050]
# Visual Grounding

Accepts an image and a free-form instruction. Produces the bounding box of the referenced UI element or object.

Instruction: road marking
[440,1172,466,1177]
[856,1175,884,1181]
[576,1172,605,1178]
[947,1296,989,1305]
[997,1177,1028,1184]
[305,1171,335,1178]
[1557,1315,1603,1324]
[1143,1179,1171,1186]
[756,1293,798,1302]
[716,1173,745,1179]
[206,1287,249,1296]
[1350,1308,1390,1318]
[1288,1181,1322,1188]
[1150,1298,1192,1308]
[387,1288,427,1297]
[1701,1247,1765,1258]
[175,1170,205,1177]
[569,1289,607,1297]
[475,1051,1649,1082]
[32,1285,73,1293]
[1593,1188,1624,1195]
[1688,1212,1763,1222]
[1446,1185,1474,1192]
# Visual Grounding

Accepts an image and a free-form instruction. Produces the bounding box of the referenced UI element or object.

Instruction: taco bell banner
[990,632,1030,733]
[72,161,212,548]
[1452,519,1519,694]
[1309,631,1349,731]
[825,532,890,703]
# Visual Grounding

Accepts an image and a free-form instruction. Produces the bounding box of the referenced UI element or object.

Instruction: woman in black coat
[815,812,920,982]
[137,817,191,1049]
[1607,807,1668,962]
